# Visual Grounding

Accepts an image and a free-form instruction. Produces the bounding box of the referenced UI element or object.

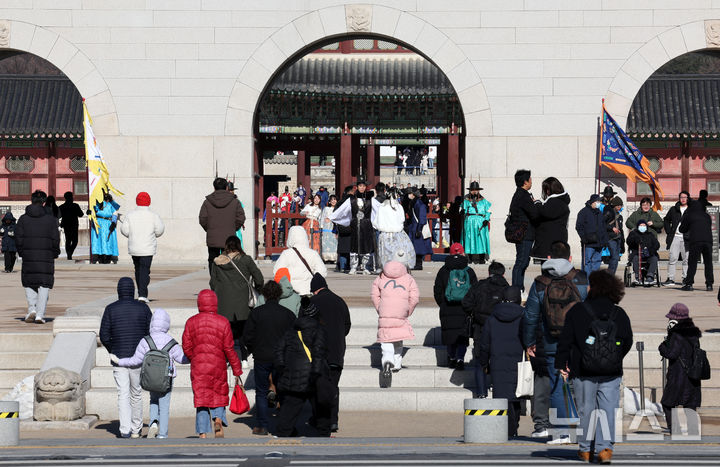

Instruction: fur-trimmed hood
[668,318,702,339]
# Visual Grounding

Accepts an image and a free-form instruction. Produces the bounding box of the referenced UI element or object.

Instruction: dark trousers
[508,400,522,437]
[64,227,79,259]
[607,238,621,275]
[310,366,342,426]
[253,361,275,429]
[276,391,330,437]
[4,251,16,272]
[512,239,533,291]
[663,404,697,433]
[132,255,153,298]
[685,241,713,286]
[207,246,222,274]
[230,319,248,361]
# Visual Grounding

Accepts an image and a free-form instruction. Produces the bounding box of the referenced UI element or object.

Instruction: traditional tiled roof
[628,75,720,139]
[268,57,455,96]
[0,75,83,139]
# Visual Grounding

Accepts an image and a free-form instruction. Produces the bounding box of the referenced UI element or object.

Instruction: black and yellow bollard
[463,398,508,443]
[0,401,19,446]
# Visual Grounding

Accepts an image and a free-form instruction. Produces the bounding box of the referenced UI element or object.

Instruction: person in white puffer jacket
[120,192,165,302]
[273,226,326,296]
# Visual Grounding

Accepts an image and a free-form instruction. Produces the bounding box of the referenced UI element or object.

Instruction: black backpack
[579,303,624,376]
[681,340,711,381]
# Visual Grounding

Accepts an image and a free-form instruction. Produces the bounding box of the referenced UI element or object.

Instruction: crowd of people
[2,173,713,454]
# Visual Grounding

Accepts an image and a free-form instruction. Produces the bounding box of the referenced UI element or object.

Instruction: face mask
[638,225,647,233]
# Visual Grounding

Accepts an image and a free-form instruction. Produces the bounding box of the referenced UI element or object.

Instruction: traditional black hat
[467,181,483,191]
[356,175,367,186]
[602,185,617,197]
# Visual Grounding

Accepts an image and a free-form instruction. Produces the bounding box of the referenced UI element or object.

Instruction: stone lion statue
[34,367,85,421]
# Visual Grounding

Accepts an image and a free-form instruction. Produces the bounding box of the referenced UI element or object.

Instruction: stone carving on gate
[34,367,86,421]
[705,20,720,47]
[346,5,372,32]
[0,21,10,48]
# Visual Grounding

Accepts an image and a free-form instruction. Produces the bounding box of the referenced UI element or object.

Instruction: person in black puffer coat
[434,243,478,369]
[99,277,152,438]
[477,286,525,437]
[275,299,330,437]
[243,280,297,435]
[531,177,570,260]
[15,190,60,324]
[679,200,714,291]
[658,303,702,433]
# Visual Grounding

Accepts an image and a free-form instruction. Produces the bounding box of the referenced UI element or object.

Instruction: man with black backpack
[462,260,508,398]
[556,270,632,464]
[522,241,587,443]
[434,243,478,370]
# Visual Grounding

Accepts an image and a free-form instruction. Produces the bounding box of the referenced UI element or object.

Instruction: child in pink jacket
[371,260,419,387]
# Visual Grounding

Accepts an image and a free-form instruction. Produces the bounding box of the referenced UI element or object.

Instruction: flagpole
[596,98,604,195]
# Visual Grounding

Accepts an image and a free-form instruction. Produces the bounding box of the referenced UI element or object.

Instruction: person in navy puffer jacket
[112,309,188,439]
[100,277,152,438]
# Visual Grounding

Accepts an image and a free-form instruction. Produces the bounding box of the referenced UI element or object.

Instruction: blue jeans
[195,406,227,435]
[253,361,274,429]
[546,355,568,430]
[149,386,172,438]
[512,239,534,291]
[607,239,621,275]
[583,246,602,277]
[573,376,621,453]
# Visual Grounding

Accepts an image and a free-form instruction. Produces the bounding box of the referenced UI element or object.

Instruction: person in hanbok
[407,190,431,271]
[91,192,120,264]
[373,184,415,270]
[462,181,491,264]
[320,195,338,263]
[301,194,323,255]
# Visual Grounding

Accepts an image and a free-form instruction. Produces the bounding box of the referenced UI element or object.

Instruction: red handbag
[229,383,250,415]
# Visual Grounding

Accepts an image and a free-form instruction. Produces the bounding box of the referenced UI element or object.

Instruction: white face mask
[638,225,647,233]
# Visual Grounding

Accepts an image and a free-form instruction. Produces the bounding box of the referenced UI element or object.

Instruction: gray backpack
[140,336,177,393]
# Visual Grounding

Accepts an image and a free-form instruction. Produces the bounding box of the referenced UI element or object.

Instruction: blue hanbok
[91,200,119,256]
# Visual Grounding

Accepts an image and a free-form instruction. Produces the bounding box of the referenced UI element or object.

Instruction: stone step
[0,369,36,391]
[0,333,54,352]
[95,343,464,368]
[622,368,720,389]
[0,352,47,369]
[90,365,475,390]
[85,386,472,419]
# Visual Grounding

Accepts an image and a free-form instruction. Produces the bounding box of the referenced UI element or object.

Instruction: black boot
[413,255,423,270]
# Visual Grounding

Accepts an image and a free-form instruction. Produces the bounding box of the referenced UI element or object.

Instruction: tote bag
[229,383,250,415]
[515,352,534,398]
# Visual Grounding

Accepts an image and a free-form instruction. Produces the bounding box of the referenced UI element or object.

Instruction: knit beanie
[275,267,291,284]
[136,192,151,206]
[299,296,318,318]
[310,273,327,293]
[450,243,464,255]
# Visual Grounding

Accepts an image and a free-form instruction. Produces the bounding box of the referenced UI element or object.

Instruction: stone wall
[1,2,719,261]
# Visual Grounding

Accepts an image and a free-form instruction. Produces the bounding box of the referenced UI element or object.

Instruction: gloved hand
[108,354,120,364]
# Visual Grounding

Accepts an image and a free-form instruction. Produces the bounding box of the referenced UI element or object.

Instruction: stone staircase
[82,306,720,419]
[0,332,54,396]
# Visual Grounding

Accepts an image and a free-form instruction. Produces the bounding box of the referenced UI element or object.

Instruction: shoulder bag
[292,247,314,274]
[228,256,260,308]
[412,206,432,239]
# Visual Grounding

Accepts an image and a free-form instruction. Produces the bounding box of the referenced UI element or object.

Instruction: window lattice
[647,157,660,173]
[704,157,720,173]
[377,40,398,50]
[353,39,374,50]
[70,156,87,173]
[73,179,88,195]
[6,156,34,173]
[9,180,30,196]
[636,181,653,196]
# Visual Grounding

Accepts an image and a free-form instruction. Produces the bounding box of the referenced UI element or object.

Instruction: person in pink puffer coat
[371,259,419,387]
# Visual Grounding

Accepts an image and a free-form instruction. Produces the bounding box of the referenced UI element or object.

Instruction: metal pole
[662,357,667,390]
[637,341,645,412]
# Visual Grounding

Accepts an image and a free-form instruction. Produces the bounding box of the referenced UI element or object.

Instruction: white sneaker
[34,318,46,324]
[362,269,372,275]
[348,268,356,275]
[24,311,36,323]
[531,429,549,438]
[147,421,158,439]
[138,297,149,303]
[130,432,140,439]
[546,435,571,445]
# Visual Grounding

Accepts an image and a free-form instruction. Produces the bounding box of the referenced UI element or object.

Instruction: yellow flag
[83,101,123,230]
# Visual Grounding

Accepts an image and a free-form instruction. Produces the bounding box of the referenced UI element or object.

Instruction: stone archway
[604,20,714,127]
[0,19,119,136]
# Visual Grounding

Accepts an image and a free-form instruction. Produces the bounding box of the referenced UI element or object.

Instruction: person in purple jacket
[110,308,189,439]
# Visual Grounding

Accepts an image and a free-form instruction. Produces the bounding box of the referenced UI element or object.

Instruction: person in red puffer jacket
[183,289,242,438]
